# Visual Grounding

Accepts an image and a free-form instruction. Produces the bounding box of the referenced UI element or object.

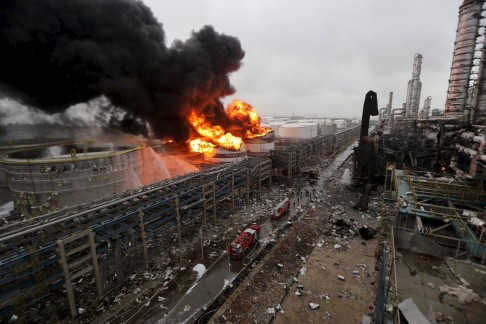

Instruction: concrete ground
[394,249,486,323]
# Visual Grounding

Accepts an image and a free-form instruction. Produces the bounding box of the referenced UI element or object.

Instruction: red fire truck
[229,224,261,259]
[270,197,290,220]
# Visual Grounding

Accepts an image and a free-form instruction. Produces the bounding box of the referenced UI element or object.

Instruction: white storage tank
[300,123,318,138]
[245,131,275,153]
[268,121,286,137]
[205,144,248,163]
[320,123,336,135]
[279,123,304,138]
[279,123,316,139]
[333,119,347,130]
[260,116,274,124]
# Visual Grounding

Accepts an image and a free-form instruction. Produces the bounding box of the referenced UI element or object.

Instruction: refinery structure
[0,1,486,323]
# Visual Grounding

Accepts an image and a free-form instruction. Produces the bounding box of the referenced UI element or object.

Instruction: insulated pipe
[460,132,485,152]
[449,156,474,179]
[450,162,474,179]
[379,108,387,121]
[388,108,404,133]
[456,144,478,157]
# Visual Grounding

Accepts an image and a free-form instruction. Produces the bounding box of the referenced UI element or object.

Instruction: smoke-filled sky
[144,0,461,118]
[0,0,462,138]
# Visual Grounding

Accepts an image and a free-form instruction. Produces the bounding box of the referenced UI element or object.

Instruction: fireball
[185,99,269,154]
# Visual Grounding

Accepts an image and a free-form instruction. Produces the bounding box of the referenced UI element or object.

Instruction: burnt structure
[0,126,360,320]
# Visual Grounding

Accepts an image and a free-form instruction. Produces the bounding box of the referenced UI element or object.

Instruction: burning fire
[186,100,271,154]
[227,100,272,139]
[187,111,243,154]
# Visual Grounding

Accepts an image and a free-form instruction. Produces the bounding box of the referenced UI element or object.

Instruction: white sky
[143,0,461,118]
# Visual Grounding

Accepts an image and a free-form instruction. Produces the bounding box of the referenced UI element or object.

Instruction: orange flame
[187,111,243,153]
[186,99,270,154]
[227,100,271,139]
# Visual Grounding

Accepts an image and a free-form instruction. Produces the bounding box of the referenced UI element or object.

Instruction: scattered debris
[439,285,481,304]
[309,302,320,310]
[358,227,376,239]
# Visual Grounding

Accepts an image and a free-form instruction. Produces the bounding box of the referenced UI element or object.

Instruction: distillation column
[445,0,484,119]
[470,1,486,121]
[421,96,432,119]
[405,53,422,119]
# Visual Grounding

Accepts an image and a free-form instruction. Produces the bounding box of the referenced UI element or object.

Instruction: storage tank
[245,131,275,153]
[1,143,144,215]
[260,116,273,124]
[333,119,348,130]
[279,123,316,139]
[279,123,304,138]
[268,121,286,137]
[320,123,336,135]
[300,122,318,137]
[205,144,248,163]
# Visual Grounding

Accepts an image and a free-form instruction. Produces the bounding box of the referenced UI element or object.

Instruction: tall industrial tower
[405,53,423,119]
[445,0,486,121]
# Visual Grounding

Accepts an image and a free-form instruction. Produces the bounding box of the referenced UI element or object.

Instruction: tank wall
[245,141,275,153]
[3,146,143,213]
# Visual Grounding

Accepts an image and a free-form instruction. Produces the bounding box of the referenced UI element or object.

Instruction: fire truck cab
[270,197,290,220]
[229,224,261,259]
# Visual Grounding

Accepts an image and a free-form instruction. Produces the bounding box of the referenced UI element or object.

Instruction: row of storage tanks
[261,118,359,139]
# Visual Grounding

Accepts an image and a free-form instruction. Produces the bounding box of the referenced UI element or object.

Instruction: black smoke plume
[0,0,245,140]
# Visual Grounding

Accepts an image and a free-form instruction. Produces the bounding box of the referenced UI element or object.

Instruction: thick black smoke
[0,0,245,140]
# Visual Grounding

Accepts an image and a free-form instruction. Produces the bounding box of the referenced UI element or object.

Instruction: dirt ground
[209,157,382,323]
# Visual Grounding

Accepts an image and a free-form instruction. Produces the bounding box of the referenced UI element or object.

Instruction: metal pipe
[456,144,478,157]
[388,109,404,133]
[449,157,474,179]
[379,108,387,121]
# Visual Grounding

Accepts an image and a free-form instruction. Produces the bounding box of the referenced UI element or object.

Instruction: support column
[175,196,182,248]
[88,229,103,297]
[231,175,235,213]
[58,242,77,318]
[288,152,292,180]
[212,183,216,224]
[258,164,262,197]
[138,212,149,270]
[246,169,250,203]
[202,186,207,226]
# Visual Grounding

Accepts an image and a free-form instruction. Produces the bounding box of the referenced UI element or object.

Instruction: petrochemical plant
[0,0,485,323]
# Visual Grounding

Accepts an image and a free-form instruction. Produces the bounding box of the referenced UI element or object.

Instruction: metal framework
[384,163,486,262]
[0,126,360,320]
